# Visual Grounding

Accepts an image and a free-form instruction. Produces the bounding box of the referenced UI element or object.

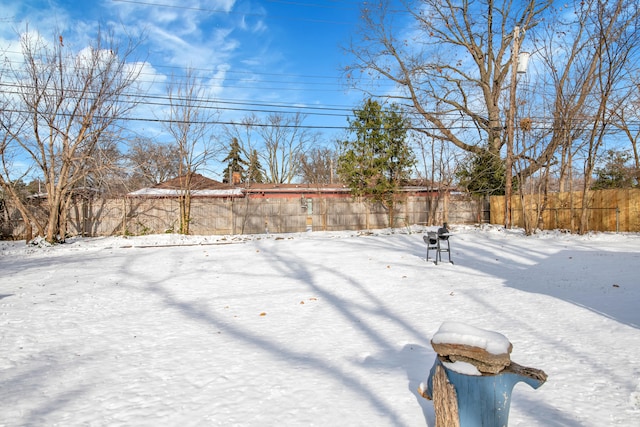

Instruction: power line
[3,76,639,127]
[4,49,637,106]
[0,56,373,97]
[0,81,356,116]
[4,104,640,135]
[4,79,640,132]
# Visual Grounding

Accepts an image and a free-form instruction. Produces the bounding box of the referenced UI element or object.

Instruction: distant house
[243,182,351,200]
[127,174,243,199]
[119,174,480,235]
[127,174,453,201]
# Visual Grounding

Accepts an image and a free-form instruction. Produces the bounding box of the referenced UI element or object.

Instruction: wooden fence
[490,189,640,232]
[1,193,487,239]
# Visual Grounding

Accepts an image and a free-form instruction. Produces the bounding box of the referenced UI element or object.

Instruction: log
[433,363,460,427]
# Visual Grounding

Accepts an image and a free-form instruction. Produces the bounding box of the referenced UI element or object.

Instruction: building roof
[153,174,230,191]
[241,182,351,194]
[128,173,243,198]
[128,188,244,198]
[127,174,448,198]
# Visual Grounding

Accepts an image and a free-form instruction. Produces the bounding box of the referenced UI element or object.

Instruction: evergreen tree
[246,149,265,184]
[337,99,415,224]
[221,138,248,183]
[592,149,638,189]
[457,149,507,197]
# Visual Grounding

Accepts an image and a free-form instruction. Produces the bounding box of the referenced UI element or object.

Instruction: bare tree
[577,0,639,233]
[0,109,39,240]
[609,55,640,186]
[611,96,640,177]
[414,132,460,225]
[261,113,318,183]
[126,137,180,188]
[83,136,128,196]
[163,68,220,234]
[225,113,317,184]
[530,0,640,233]
[0,27,144,243]
[346,0,549,158]
[298,146,337,185]
[346,0,551,230]
[348,0,640,233]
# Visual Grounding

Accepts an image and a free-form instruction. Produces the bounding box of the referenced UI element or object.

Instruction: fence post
[121,198,126,236]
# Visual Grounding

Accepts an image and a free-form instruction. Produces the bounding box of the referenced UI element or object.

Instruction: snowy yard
[1,225,639,426]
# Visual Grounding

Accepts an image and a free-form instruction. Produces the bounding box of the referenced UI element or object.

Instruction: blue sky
[1,1,384,148]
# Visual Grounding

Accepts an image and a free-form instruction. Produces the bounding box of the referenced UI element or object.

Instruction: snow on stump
[419,322,547,427]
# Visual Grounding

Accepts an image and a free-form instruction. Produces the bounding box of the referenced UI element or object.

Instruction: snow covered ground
[1,225,639,426]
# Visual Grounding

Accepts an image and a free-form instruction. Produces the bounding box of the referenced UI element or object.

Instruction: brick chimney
[232,172,241,185]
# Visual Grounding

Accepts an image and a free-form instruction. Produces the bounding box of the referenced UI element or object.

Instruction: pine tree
[592,149,637,189]
[337,99,415,225]
[221,138,248,183]
[457,149,507,197]
[246,149,265,184]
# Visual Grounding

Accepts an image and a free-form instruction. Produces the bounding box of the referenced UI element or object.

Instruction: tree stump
[420,322,547,426]
[423,356,547,427]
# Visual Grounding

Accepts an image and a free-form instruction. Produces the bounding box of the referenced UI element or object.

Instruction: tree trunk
[537,166,551,231]
[180,190,192,235]
[45,192,61,243]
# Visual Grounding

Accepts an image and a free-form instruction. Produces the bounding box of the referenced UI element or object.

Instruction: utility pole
[505,26,522,229]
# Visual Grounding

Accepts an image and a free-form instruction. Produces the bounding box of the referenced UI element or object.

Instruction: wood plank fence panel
[1,193,486,239]
[320,199,369,231]
[490,189,640,232]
